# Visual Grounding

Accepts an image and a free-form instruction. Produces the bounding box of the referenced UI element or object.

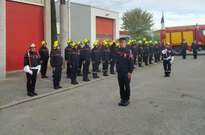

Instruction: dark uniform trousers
[83,60,90,80]
[110,58,116,74]
[193,50,198,59]
[118,73,130,101]
[40,59,48,76]
[66,62,71,78]
[71,62,78,83]
[163,60,171,76]
[92,61,98,76]
[26,69,38,94]
[138,56,143,67]
[53,67,62,88]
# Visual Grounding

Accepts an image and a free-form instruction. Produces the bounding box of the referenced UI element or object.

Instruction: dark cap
[118,37,127,42]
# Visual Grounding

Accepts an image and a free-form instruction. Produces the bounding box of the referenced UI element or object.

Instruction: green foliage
[122,8,154,39]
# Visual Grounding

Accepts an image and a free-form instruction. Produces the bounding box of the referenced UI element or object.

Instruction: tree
[122,8,154,39]
[51,0,58,48]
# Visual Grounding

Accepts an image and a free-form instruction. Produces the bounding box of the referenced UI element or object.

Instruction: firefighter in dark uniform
[65,39,73,78]
[191,40,199,59]
[77,42,83,76]
[24,44,41,97]
[101,40,110,76]
[70,41,80,85]
[39,41,49,78]
[116,38,134,106]
[110,41,118,74]
[96,42,103,73]
[153,41,158,63]
[162,43,174,77]
[50,41,63,89]
[143,41,149,66]
[137,40,143,67]
[156,42,162,62]
[180,40,187,59]
[148,41,154,64]
[81,38,91,81]
[131,40,138,66]
[91,40,100,79]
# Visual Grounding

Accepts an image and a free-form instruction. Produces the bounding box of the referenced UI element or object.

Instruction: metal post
[44,0,52,51]
[60,0,69,53]
[0,0,6,79]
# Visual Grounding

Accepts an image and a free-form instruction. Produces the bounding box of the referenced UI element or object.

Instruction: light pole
[60,0,69,53]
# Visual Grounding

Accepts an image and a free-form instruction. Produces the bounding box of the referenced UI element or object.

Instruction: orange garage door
[96,17,113,40]
[6,1,44,71]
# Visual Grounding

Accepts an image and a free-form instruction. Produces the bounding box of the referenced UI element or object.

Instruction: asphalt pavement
[0,56,205,135]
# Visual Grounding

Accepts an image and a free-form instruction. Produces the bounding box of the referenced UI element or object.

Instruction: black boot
[71,80,79,85]
[103,72,109,76]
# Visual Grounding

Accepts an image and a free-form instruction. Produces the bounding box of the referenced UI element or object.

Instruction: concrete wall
[0,0,6,79]
[91,7,120,43]
[70,3,91,41]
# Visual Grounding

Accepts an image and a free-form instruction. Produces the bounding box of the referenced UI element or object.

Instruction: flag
[161,12,165,29]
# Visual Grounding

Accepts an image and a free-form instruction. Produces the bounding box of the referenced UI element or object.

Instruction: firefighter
[96,42,103,73]
[50,41,63,89]
[116,38,134,106]
[191,40,199,59]
[39,41,49,78]
[153,41,158,63]
[65,39,73,78]
[131,40,138,66]
[91,40,100,79]
[148,41,154,64]
[24,43,41,97]
[180,40,187,59]
[77,42,83,76]
[137,40,143,67]
[110,40,118,74]
[143,41,149,66]
[70,41,80,85]
[162,43,174,77]
[102,40,111,76]
[81,38,91,81]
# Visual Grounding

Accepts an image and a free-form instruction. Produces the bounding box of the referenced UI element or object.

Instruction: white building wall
[0,0,6,79]
[70,3,91,41]
[91,7,120,43]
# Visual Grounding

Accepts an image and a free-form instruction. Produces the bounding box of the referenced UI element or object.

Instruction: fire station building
[0,0,119,79]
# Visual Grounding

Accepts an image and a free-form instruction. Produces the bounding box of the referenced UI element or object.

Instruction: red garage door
[6,1,44,71]
[96,17,114,40]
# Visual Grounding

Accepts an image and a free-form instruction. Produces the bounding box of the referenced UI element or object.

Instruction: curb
[0,75,115,111]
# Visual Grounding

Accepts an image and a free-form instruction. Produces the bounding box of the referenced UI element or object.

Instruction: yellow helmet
[109,41,113,46]
[138,40,142,44]
[103,40,109,47]
[76,40,81,45]
[53,40,59,49]
[154,41,158,44]
[145,41,149,45]
[93,40,99,46]
[83,38,90,44]
[41,40,47,46]
[128,40,132,45]
[143,37,147,41]
[67,39,73,45]
[71,41,77,48]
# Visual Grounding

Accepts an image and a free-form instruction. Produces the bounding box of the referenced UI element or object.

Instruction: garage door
[6,1,44,71]
[96,17,113,40]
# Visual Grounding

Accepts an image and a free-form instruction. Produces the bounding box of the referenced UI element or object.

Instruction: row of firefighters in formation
[23,38,165,97]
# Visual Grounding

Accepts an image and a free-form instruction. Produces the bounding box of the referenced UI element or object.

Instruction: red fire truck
[160,25,205,51]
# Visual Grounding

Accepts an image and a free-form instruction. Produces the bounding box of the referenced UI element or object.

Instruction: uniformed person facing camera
[116,38,134,107]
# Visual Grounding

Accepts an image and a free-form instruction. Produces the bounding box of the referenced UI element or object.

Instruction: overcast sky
[70,0,205,30]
